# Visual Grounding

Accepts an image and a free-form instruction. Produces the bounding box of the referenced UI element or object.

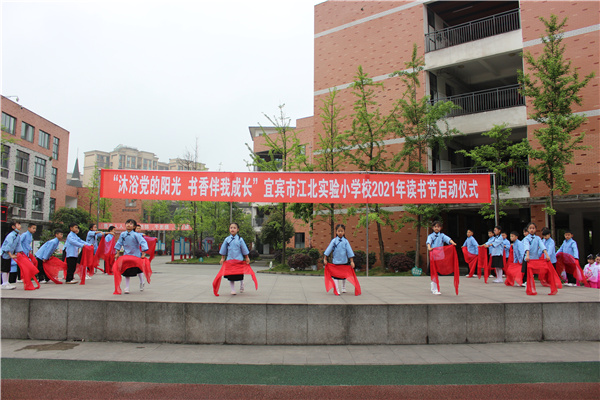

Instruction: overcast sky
[1,0,318,175]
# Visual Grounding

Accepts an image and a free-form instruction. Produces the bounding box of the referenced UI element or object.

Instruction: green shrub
[287,253,312,270]
[389,254,414,272]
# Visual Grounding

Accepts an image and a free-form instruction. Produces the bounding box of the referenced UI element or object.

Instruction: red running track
[3,380,599,400]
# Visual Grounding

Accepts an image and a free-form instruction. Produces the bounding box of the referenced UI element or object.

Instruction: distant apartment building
[1,95,70,231]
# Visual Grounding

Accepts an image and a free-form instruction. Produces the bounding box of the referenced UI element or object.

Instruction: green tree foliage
[391,44,459,268]
[517,15,594,238]
[86,163,112,222]
[259,207,295,252]
[339,66,401,269]
[458,124,529,221]
[46,207,93,242]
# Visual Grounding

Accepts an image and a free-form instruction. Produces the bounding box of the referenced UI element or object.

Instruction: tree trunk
[375,205,385,270]
[415,215,422,269]
[330,203,335,238]
[282,202,286,264]
[550,190,556,240]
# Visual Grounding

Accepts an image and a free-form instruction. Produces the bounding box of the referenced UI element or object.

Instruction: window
[52,137,60,160]
[143,159,149,169]
[39,130,50,149]
[1,112,16,134]
[1,183,7,200]
[119,155,125,168]
[49,198,56,214]
[32,190,44,212]
[13,186,27,207]
[51,167,57,190]
[294,232,305,249]
[21,122,35,142]
[34,157,47,178]
[16,150,29,173]
[125,199,137,207]
[1,145,9,169]
[126,156,136,168]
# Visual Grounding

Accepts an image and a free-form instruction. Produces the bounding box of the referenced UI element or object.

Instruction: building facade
[309,0,599,263]
[1,95,70,230]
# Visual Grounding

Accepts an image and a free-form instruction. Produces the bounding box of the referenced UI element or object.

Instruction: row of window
[1,145,57,189]
[2,112,60,159]
[8,186,54,213]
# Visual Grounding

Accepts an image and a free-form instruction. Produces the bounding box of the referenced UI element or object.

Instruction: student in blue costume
[1,221,21,290]
[219,222,250,295]
[35,230,64,283]
[323,224,356,294]
[114,219,148,294]
[484,226,505,283]
[426,221,457,295]
[65,224,88,284]
[556,229,580,286]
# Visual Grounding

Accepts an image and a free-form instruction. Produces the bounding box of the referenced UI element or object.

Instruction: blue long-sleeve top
[503,238,511,258]
[557,238,579,259]
[426,232,452,248]
[488,235,504,256]
[523,234,547,259]
[462,236,479,255]
[86,230,103,252]
[19,231,34,254]
[35,238,61,261]
[542,237,557,263]
[512,240,525,264]
[324,236,355,264]
[65,231,88,258]
[1,230,21,260]
[114,231,148,257]
[219,234,249,261]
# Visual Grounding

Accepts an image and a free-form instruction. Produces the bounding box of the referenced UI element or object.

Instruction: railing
[435,84,524,118]
[34,178,46,187]
[1,169,8,178]
[435,166,529,187]
[31,211,43,220]
[425,9,520,52]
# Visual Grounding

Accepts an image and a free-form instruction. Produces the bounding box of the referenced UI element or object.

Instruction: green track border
[2,359,598,386]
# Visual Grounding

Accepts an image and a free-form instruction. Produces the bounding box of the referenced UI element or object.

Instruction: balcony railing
[435,84,524,118]
[435,166,529,187]
[425,9,520,52]
[14,172,29,183]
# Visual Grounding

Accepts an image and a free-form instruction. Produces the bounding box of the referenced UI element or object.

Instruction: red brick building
[1,96,70,232]
[253,1,599,264]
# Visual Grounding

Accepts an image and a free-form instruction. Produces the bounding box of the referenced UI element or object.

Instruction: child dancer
[1,221,21,290]
[541,227,557,270]
[219,222,250,295]
[462,229,478,278]
[65,224,89,284]
[323,224,358,295]
[114,219,148,294]
[505,231,525,286]
[35,230,64,283]
[484,226,505,283]
[583,254,599,288]
[102,226,117,274]
[426,220,457,295]
[86,224,103,253]
[557,230,579,286]
[522,222,550,286]
[501,232,511,263]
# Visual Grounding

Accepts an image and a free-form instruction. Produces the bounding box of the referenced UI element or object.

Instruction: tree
[85,163,112,223]
[339,66,401,270]
[391,44,459,268]
[47,207,93,241]
[458,124,529,222]
[259,207,295,257]
[517,15,594,239]
[313,88,346,239]
[246,104,306,263]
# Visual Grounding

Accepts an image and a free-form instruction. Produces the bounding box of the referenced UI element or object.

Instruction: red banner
[98,223,192,231]
[100,170,491,205]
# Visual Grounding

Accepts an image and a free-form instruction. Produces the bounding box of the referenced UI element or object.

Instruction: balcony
[425,9,520,53]
[436,84,524,118]
[434,166,529,187]
[14,172,28,183]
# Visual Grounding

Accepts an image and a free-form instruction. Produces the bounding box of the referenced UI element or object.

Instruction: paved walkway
[1,255,598,304]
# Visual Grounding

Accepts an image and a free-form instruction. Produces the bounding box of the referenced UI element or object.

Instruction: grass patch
[169,256,222,264]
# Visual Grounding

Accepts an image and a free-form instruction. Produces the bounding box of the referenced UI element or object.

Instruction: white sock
[2,272,8,285]
[125,276,130,290]
[138,273,144,284]
[229,281,236,291]
[332,278,339,294]
[496,268,503,281]
[341,280,346,290]
[430,281,438,293]
[240,280,244,289]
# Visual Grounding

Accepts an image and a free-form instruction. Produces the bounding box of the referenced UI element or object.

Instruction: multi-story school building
[252,0,599,263]
[1,95,70,235]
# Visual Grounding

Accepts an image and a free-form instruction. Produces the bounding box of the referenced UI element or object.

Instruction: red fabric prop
[430,245,460,295]
[526,259,562,295]
[145,237,157,262]
[76,245,95,285]
[99,236,117,275]
[212,259,258,296]
[477,248,489,283]
[504,248,523,287]
[27,254,38,268]
[324,263,362,296]
[16,253,40,290]
[91,236,106,274]
[43,257,67,284]
[113,255,153,295]
[462,247,478,278]
[556,253,586,285]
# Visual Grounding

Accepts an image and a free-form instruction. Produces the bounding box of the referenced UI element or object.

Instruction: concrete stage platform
[1,256,598,345]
